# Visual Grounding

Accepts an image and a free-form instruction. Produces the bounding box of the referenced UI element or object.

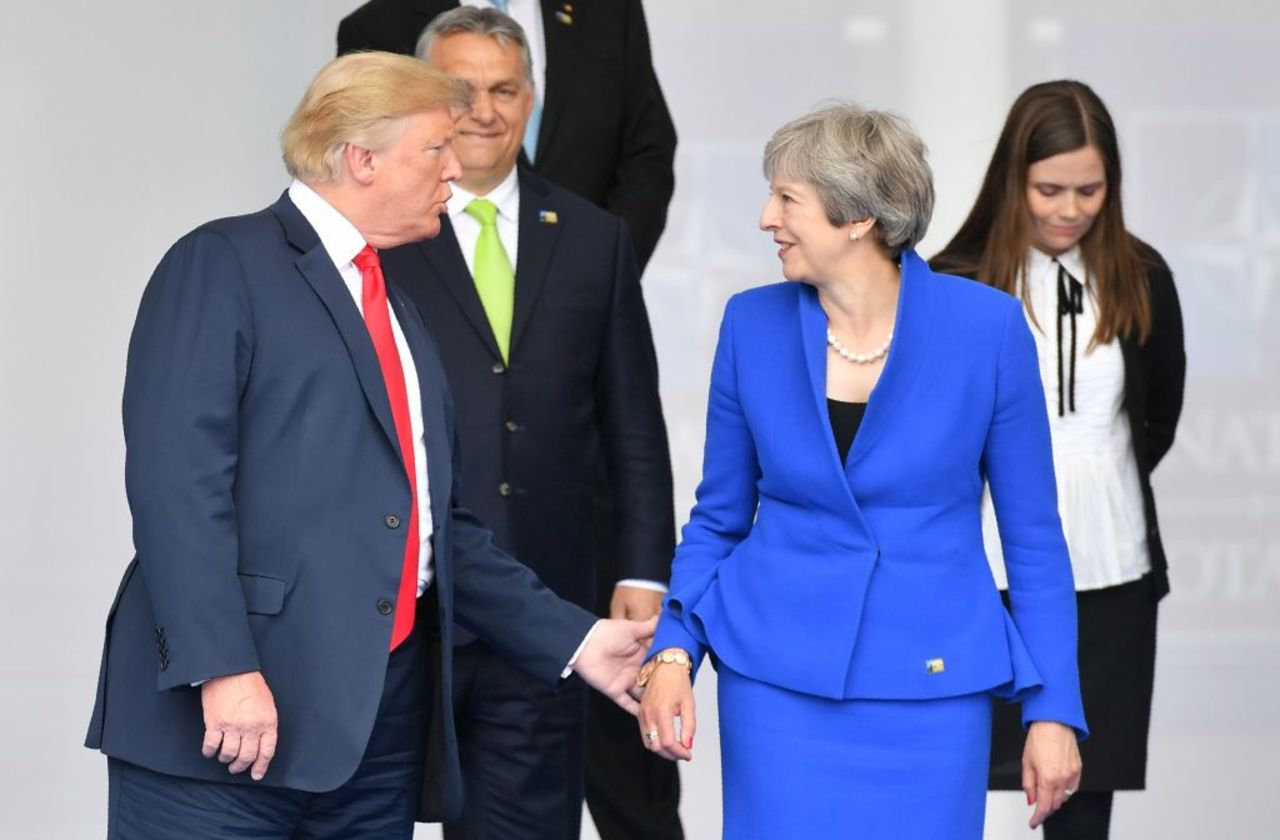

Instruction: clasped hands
[198,587,664,781]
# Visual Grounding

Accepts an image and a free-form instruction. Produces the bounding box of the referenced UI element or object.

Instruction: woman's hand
[637,662,696,762]
[1022,720,1082,829]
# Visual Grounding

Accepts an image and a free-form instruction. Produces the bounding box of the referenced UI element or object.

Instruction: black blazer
[337,0,677,268]
[931,238,1186,601]
[380,170,675,612]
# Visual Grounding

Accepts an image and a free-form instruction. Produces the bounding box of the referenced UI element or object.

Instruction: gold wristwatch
[635,647,693,688]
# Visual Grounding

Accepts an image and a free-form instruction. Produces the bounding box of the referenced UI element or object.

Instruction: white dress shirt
[461,0,547,104]
[983,246,1150,591]
[289,180,436,595]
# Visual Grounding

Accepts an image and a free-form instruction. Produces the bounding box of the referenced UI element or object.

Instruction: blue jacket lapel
[848,250,937,465]
[271,193,402,464]
[798,249,939,473]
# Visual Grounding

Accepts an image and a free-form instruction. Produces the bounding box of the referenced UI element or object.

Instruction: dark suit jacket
[380,170,674,617]
[337,0,677,268]
[84,192,596,821]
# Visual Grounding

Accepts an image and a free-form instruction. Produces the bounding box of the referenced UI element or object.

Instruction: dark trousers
[107,628,427,839]
[443,641,588,840]
[583,489,683,840]
[1043,791,1114,840]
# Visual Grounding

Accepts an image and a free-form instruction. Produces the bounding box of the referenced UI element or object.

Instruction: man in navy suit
[84,51,655,839]
[374,9,674,838]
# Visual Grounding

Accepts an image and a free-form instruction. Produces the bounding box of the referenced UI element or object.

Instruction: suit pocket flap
[238,573,287,615]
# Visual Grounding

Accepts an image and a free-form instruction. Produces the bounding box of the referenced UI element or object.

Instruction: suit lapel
[387,283,454,534]
[847,250,937,465]
[798,286,845,476]
[511,171,559,354]
[415,216,504,362]
[798,249,938,474]
[271,193,401,460]
[535,0,578,163]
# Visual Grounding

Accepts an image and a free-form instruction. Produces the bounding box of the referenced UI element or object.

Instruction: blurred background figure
[932,79,1186,840]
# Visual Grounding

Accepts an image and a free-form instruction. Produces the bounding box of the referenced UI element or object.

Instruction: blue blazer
[84,193,596,820]
[651,250,1087,733]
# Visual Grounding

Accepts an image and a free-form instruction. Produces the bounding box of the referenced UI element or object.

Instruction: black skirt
[989,573,1158,792]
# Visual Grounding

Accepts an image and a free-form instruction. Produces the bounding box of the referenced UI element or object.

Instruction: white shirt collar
[446,167,521,226]
[288,179,367,269]
[1028,244,1086,285]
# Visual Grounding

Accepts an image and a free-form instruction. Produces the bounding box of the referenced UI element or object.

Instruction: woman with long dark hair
[933,80,1186,839]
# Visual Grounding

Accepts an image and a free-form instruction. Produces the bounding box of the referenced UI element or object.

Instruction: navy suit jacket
[337,0,677,268]
[650,251,1088,734]
[85,192,596,820]
[379,170,674,617]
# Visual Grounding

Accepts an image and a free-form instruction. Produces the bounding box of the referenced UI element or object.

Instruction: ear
[848,217,877,242]
[343,143,378,187]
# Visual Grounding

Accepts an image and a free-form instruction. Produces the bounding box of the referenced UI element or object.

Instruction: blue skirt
[718,665,992,839]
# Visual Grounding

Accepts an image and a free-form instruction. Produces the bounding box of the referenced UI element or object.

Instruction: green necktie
[464,198,515,362]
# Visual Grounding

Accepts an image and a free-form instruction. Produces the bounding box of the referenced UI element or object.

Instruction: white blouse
[983,247,1150,591]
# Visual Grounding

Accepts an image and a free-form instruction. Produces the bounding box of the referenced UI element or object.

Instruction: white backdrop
[2,1,1276,837]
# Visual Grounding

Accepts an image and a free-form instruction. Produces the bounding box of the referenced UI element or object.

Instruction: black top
[827,399,868,464]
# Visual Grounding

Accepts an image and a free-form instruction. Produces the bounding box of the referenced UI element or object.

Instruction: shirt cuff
[614,579,668,593]
[562,619,602,679]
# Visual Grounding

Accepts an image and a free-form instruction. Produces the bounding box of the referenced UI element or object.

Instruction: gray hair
[415,6,535,84]
[763,102,935,253]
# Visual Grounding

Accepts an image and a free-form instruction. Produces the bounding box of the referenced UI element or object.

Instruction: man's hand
[200,671,279,781]
[572,616,657,715]
[609,585,664,621]
[1022,720,1082,829]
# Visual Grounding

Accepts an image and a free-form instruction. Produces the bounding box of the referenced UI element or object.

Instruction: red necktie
[353,245,419,650]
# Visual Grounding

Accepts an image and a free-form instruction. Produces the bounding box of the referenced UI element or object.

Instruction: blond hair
[281,51,471,183]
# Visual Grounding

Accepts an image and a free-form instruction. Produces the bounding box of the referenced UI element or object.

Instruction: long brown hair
[932,80,1152,345]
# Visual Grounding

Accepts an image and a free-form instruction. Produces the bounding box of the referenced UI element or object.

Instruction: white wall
[2,1,1276,837]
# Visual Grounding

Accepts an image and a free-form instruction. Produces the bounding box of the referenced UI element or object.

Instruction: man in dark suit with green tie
[375,8,676,838]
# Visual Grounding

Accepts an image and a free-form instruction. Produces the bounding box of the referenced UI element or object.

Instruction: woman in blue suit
[636,104,1087,838]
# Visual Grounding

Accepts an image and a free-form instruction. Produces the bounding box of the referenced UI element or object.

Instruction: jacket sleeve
[594,218,676,586]
[1142,257,1186,470]
[445,373,598,686]
[123,229,263,690]
[982,298,1088,737]
[650,296,760,673]
[602,0,677,270]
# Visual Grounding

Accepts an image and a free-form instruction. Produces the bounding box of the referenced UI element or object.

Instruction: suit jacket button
[498,482,513,497]
[385,513,401,529]
[377,598,394,615]
[491,362,505,375]
[504,420,519,432]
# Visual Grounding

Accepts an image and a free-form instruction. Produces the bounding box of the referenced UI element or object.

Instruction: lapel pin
[925,658,945,674]
[539,210,559,224]
[555,10,573,25]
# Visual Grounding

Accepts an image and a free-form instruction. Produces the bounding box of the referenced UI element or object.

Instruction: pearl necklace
[826,328,892,365]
